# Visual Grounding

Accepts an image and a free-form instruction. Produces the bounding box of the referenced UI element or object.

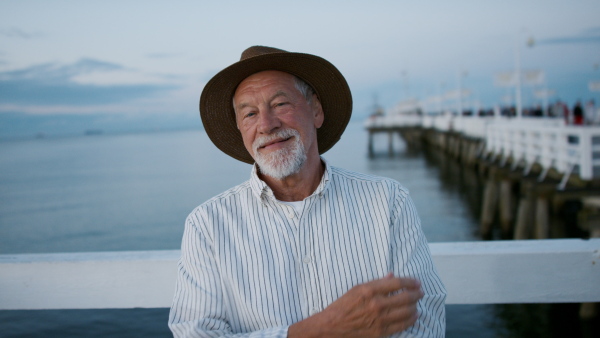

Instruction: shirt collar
[249,157,331,202]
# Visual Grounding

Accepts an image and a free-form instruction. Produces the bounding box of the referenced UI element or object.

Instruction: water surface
[1,122,586,337]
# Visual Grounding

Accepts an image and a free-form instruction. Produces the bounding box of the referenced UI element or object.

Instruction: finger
[383,301,418,322]
[396,277,421,291]
[376,290,422,320]
[383,311,419,335]
[361,276,420,296]
[387,287,425,306]
[371,288,421,323]
[358,304,418,338]
[375,303,419,336]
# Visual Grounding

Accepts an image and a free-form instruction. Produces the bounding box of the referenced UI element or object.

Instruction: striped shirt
[169,159,446,337]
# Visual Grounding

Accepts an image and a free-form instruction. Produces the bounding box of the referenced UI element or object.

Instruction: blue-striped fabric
[169,159,447,337]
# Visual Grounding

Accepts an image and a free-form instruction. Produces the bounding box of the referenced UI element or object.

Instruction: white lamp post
[514,34,535,118]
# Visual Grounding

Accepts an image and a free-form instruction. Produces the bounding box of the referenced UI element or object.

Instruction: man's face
[233,70,324,178]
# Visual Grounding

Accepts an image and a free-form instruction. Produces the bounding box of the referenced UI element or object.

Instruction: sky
[1,0,599,137]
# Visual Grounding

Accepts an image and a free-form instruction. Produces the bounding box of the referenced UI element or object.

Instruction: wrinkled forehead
[232,70,299,106]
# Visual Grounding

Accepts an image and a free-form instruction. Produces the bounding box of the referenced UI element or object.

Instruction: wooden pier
[367,113,600,322]
[366,114,600,242]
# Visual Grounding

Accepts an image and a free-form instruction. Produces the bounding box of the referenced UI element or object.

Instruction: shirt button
[310,307,319,315]
[287,212,295,219]
[303,256,311,264]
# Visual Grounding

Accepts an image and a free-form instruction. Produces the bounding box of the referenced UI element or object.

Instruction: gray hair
[293,76,315,104]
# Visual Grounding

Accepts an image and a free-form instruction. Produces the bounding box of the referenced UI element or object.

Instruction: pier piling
[480,167,499,238]
[499,178,516,238]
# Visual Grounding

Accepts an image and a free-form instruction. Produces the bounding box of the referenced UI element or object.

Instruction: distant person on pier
[169,46,447,337]
[573,101,584,125]
[552,100,570,123]
[585,99,597,124]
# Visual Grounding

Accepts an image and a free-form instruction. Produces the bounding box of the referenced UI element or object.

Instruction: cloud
[0,58,122,82]
[0,27,42,39]
[0,59,178,107]
[540,36,600,45]
[538,26,600,45]
[0,81,175,106]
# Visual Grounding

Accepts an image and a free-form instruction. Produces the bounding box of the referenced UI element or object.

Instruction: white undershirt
[277,200,303,214]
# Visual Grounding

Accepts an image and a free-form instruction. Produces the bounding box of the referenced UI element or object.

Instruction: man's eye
[244,112,256,118]
[275,102,287,107]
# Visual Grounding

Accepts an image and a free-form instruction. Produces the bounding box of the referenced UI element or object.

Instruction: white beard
[253,129,307,180]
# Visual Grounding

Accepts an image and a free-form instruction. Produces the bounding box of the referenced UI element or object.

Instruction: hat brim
[200,52,352,164]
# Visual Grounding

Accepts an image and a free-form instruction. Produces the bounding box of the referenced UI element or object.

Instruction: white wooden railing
[485,119,600,182]
[365,114,600,183]
[1,239,599,310]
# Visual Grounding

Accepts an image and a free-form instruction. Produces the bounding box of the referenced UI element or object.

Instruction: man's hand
[288,274,424,338]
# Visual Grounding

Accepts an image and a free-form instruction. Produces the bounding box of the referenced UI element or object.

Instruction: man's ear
[312,94,324,129]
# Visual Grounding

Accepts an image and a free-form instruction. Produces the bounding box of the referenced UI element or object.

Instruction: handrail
[1,239,599,310]
[485,121,600,180]
[365,114,600,181]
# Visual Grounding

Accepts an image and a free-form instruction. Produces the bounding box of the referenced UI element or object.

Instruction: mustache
[253,129,299,151]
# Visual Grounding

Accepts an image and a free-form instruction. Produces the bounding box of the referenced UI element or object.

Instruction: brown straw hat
[200,46,353,164]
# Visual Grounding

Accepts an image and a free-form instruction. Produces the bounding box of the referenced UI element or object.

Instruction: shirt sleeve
[168,211,289,338]
[390,185,447,337]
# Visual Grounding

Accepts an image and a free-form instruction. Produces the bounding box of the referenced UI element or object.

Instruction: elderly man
[169,46,446,337]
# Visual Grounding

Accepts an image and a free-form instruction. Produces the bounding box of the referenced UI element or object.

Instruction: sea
[0,121,592,337]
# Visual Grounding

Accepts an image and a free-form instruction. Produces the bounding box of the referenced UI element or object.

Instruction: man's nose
[257,109,281,134]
